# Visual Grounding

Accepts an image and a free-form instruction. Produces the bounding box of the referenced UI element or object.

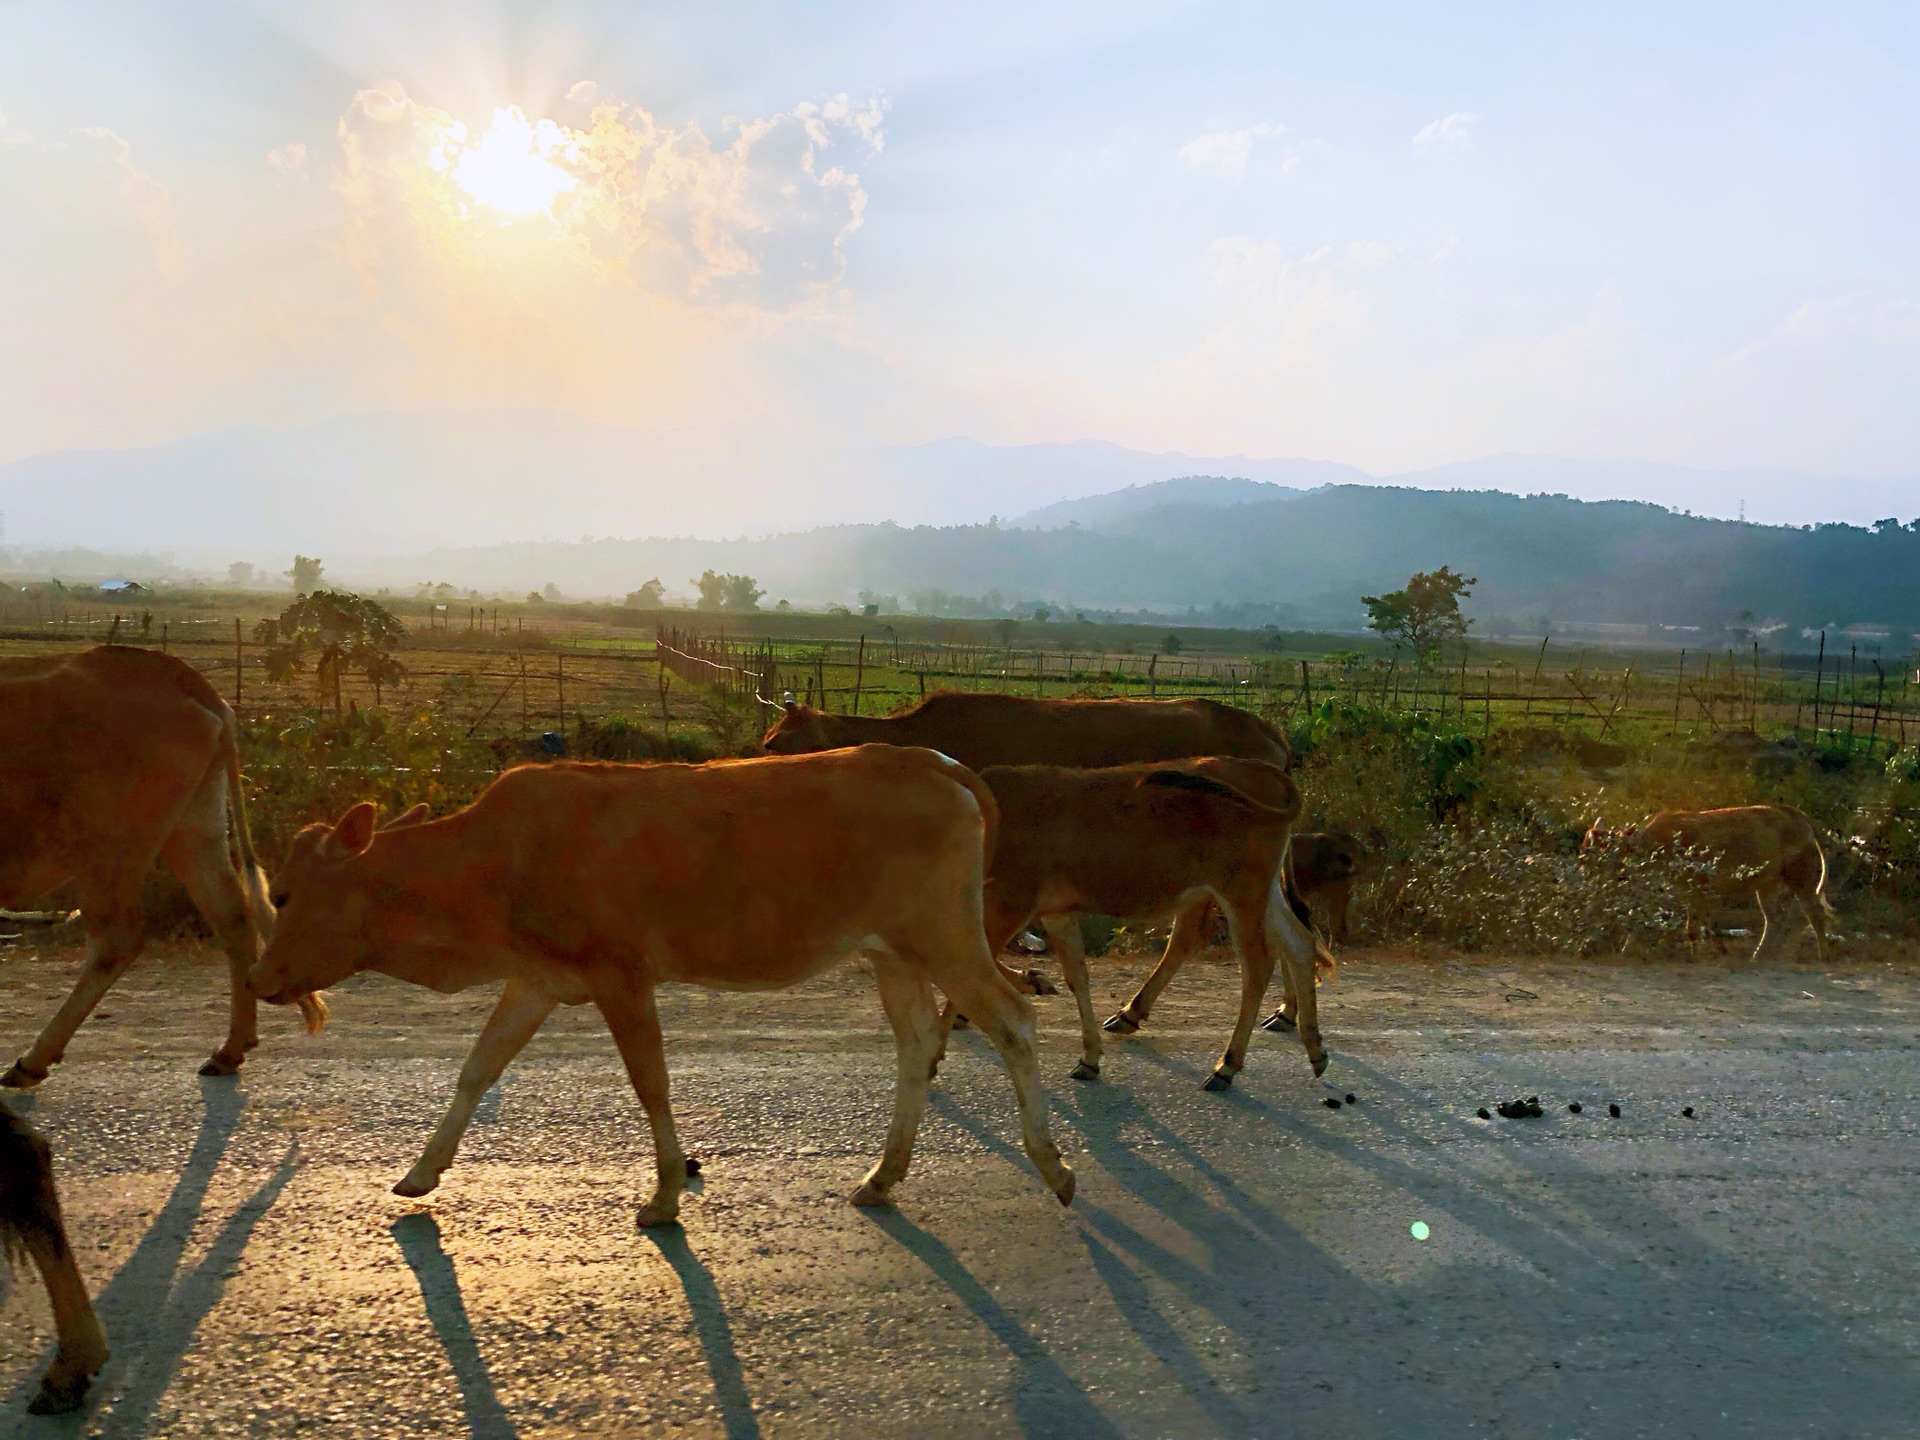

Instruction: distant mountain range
[335,485,1914,640]
[1,408,1913,561]
[1,410,1913,639]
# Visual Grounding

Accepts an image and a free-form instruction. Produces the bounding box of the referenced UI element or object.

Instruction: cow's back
[884,692,1289,769]
[1640,804,1821,879]
[443,747,995,986]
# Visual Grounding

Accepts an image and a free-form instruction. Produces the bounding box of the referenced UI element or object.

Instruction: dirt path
[3,937,1919,1438]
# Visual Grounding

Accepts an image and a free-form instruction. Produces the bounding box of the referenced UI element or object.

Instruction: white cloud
[78,127,177,279]
[334,83,888,311]
[566,80,598,104]
[267,141,308,179]
[1178,123,1293,182]
[1413,111,1477,155]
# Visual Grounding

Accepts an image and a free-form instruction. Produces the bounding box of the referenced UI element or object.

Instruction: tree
[1162,632,1183,654]
[723,574,763,612]
[542,582,561,602]
[625,578,666,609]
[1361,565,1477,662]
[227,561,256,587]
[253,590,407,715]
[692,570,763,612]
[286,555,324,595]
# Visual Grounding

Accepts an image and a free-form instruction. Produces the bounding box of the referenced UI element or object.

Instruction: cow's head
[249,801,422,1006]
[761,701,833,755]
[1578,816,1634,861]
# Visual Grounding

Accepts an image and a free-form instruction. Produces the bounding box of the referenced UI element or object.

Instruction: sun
[430,106,583,217]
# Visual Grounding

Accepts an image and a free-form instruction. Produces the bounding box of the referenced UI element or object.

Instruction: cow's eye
[270,892,289,909]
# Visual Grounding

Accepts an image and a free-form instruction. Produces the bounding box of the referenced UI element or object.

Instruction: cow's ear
[384,802,431,831]
[783,700,799,716]
[333,802,379,855]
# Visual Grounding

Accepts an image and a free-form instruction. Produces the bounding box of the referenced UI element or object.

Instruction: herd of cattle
[0,645,1833,1413]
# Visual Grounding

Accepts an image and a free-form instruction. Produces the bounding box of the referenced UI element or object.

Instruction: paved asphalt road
[2,938,1918,1439]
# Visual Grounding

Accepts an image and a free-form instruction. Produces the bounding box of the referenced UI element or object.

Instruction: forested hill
[373,485,1918,641]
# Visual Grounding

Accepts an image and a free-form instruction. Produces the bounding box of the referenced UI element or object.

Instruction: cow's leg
[3,1104,109,1414]
[1326,880,1352,946]
[1040,917,1102,1080]
[395,979,558,1198]
[161,797,270,1075]
[1104,903,1207,1035]
[852,954,944,1207]
[1781,847,1830,964]
[1265,875,1329,1075]
[3,886,146,1089]
[586,971,687,1228]
[1748,889,1777,964]
[920,944,1074,1207]
[1203,893,1278,1092]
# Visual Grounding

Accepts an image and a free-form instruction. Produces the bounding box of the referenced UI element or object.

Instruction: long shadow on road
[862,1204,1123,1440]
[3,1078,292,1437]
[392,1214,520,1440]
[1113,1038,1920,1436]
[644,1227,762,1440]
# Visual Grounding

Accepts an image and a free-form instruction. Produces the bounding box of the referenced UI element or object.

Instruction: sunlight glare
[431,106,583,217]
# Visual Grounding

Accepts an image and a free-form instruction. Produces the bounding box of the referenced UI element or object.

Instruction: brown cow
[762,691,1291,770]
[0,646,324,1088]
[1289,829,1384,946]
[1580,804,1830,961]
[957,758,1328,1090]
[1,1098,108,1413]
[246,748,1074,1222]
[763,689,1305,992]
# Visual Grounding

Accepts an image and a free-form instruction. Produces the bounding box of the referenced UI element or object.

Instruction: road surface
[2,935,1918,1438]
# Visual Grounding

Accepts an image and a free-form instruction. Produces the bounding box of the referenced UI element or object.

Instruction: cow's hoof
[1202,1070,1235,1092]
[951,1015,971,1031]
[1026,969,1061,997]
[392,1170,439,1198]
[1260,1008,1296,1033]
[1310,1052,1329,1078]
[635,1202,681,1229]
[850,1180,892,1209]
[1052,1167,1076,1207]
[27,1371,91,1416]
[0,1060,46,1090]
[1070,1059,1100,1082]
[684,1156,703,1177]
[197,1054,243,1078]
[1102,1012,1139,1035]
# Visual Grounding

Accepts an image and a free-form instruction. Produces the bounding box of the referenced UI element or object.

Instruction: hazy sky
[1,2,1914,484]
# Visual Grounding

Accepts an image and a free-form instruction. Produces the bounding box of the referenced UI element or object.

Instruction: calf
[1289,829,1384,946]
[248,747,1073,1222]
[956,758,1329,1090]
[1581,804,1830,962]
[2,1098,108,1413]
[0,646,325,1088]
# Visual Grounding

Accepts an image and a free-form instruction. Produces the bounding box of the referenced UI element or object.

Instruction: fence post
[852,634,866,716]
[557,653,565,734]
[1299,658,1311,712]
[1148,653,1159,698]
[234,617,243,711]
[1812,631,1826,736]
[1868,660,1885,753]
[1671,650,1685,736]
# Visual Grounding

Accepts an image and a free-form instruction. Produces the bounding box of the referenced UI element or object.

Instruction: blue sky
[1,2,1913,492]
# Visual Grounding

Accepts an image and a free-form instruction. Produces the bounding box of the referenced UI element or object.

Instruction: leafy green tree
[1161,632,1183,654]
[692,570,764,612]
[286,555,324,595]
[1362,566,1477,662]
[625,578,666,608]
[254,590,407,715]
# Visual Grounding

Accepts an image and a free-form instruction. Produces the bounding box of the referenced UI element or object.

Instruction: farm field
[3,937,1919,1437]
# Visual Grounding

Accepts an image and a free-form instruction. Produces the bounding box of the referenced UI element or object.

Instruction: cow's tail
[221,705,328,1035]
[1282,845,1339,981]
[950,761,1001,877]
